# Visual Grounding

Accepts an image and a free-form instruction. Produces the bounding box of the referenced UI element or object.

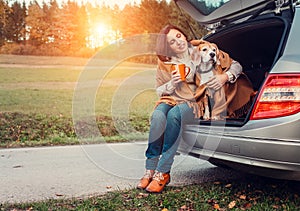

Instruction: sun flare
[88,22,121,48]
[95,23,108,35]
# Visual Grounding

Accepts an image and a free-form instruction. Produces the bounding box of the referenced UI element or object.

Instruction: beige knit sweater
[155,49,255,119]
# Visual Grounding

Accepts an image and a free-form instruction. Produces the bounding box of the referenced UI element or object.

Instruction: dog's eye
[202,48,207,52]
[213,48,216,52]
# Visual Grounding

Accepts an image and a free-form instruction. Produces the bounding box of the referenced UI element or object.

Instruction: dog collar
[196,65,215,74]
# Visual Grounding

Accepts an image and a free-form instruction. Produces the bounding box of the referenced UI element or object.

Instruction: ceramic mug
[171,64,191,81]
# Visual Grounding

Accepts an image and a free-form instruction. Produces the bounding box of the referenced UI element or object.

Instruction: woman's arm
[206,60,242,90]
[226,60,242,83]
[156,81,176,96]
[155,62,181,97]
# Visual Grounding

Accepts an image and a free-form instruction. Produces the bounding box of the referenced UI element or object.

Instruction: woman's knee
[151,109,167,125]
[166,104,195,124]
[151,104,172,122]
[166,107,181,124]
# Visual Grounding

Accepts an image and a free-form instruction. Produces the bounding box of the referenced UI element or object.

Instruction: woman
[137,24,249,193]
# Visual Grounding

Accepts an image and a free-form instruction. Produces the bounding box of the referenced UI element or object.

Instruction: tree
[6,1,26,43]
[1,0,207,57]
[168,1,207,40]
[44,0,62,48]
[0,0,9,46]
[72,4,89,50]
[110,5,122,41]
[60,1,89,52]
[26,0,48,46]
[118,4,141,38]
[138,0,171,33]
[117,0,205,38]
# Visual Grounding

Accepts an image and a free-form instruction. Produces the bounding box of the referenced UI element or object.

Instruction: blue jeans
[145,102,197,173]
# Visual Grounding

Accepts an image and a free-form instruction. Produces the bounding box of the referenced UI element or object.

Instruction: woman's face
[167,29,188,55]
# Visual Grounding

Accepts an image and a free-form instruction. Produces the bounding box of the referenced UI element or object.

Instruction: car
[175,0,300,180]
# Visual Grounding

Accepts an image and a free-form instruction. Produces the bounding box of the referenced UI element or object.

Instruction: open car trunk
[201,14,292,124]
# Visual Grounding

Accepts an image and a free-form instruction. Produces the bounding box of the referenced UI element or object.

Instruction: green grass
[0,55,156,147]
[0,57,157,117]
[1,176,299,210]
[0,67,80,83]
[0,89,74,116]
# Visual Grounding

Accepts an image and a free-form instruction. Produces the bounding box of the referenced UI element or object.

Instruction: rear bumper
[179,114,300,180]
[183,145,300,181]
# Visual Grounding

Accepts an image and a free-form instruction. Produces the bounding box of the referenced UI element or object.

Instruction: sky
[20,0,142,9]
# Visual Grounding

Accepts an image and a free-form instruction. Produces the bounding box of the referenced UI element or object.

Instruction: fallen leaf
[106,186,112,189]
[249,196,260,201]
[243,202,252,209]
[228,201,236,209]
[214,203,220,210]
[207,198,217,205]
[214,181,221,185]
[239,194,247,200]
[225,183,232,188]
[179,205,187,210]
[162,208,168,211]
[137,192,149,198]
[55,193,64,197]
[274,197,280,202]
[272,185,277,188]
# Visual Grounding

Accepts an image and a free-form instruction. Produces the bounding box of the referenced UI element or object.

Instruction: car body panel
[175,0,284,27]
[180,112,300,179]
[272,5,300,73]
[176,1,300,180]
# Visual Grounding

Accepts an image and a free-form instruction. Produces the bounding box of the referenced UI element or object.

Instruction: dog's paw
[203,111,210,120]
[211,115,221,120]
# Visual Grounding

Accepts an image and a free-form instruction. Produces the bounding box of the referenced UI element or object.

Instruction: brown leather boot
[145,171,170,193]
[137,170,154,189]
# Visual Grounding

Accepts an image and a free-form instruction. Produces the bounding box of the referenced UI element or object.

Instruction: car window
[188,0,231,15]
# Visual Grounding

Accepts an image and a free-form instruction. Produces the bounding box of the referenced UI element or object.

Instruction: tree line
[0,0,206,58]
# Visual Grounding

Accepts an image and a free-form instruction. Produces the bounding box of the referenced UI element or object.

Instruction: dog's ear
[190,39,209,46]
[211,43,221,65]
[191,46,202,66]
[211,43,219,55]
[190,40,207,65]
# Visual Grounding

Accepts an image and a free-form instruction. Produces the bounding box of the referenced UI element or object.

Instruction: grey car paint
[176,1,300,180]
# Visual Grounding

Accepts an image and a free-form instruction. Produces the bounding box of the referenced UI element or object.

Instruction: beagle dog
[191,40,224,120]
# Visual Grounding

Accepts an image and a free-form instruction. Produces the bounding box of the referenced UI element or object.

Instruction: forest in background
[0,0,207,58]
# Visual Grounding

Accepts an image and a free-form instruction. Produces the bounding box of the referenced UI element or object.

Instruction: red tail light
[250,74,300,120]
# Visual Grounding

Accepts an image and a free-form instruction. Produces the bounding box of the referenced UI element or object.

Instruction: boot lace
[153,172,164,182]
[143,170,154,179]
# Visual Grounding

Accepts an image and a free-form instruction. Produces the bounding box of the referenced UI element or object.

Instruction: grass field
[0,55,157,116]
[0,54,157,147]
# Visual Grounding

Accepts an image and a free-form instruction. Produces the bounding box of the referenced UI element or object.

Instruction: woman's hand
[171,70,182,87]
[206,74,229,90]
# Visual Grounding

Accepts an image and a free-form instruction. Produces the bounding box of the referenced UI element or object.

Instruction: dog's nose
[210,52,215,58]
